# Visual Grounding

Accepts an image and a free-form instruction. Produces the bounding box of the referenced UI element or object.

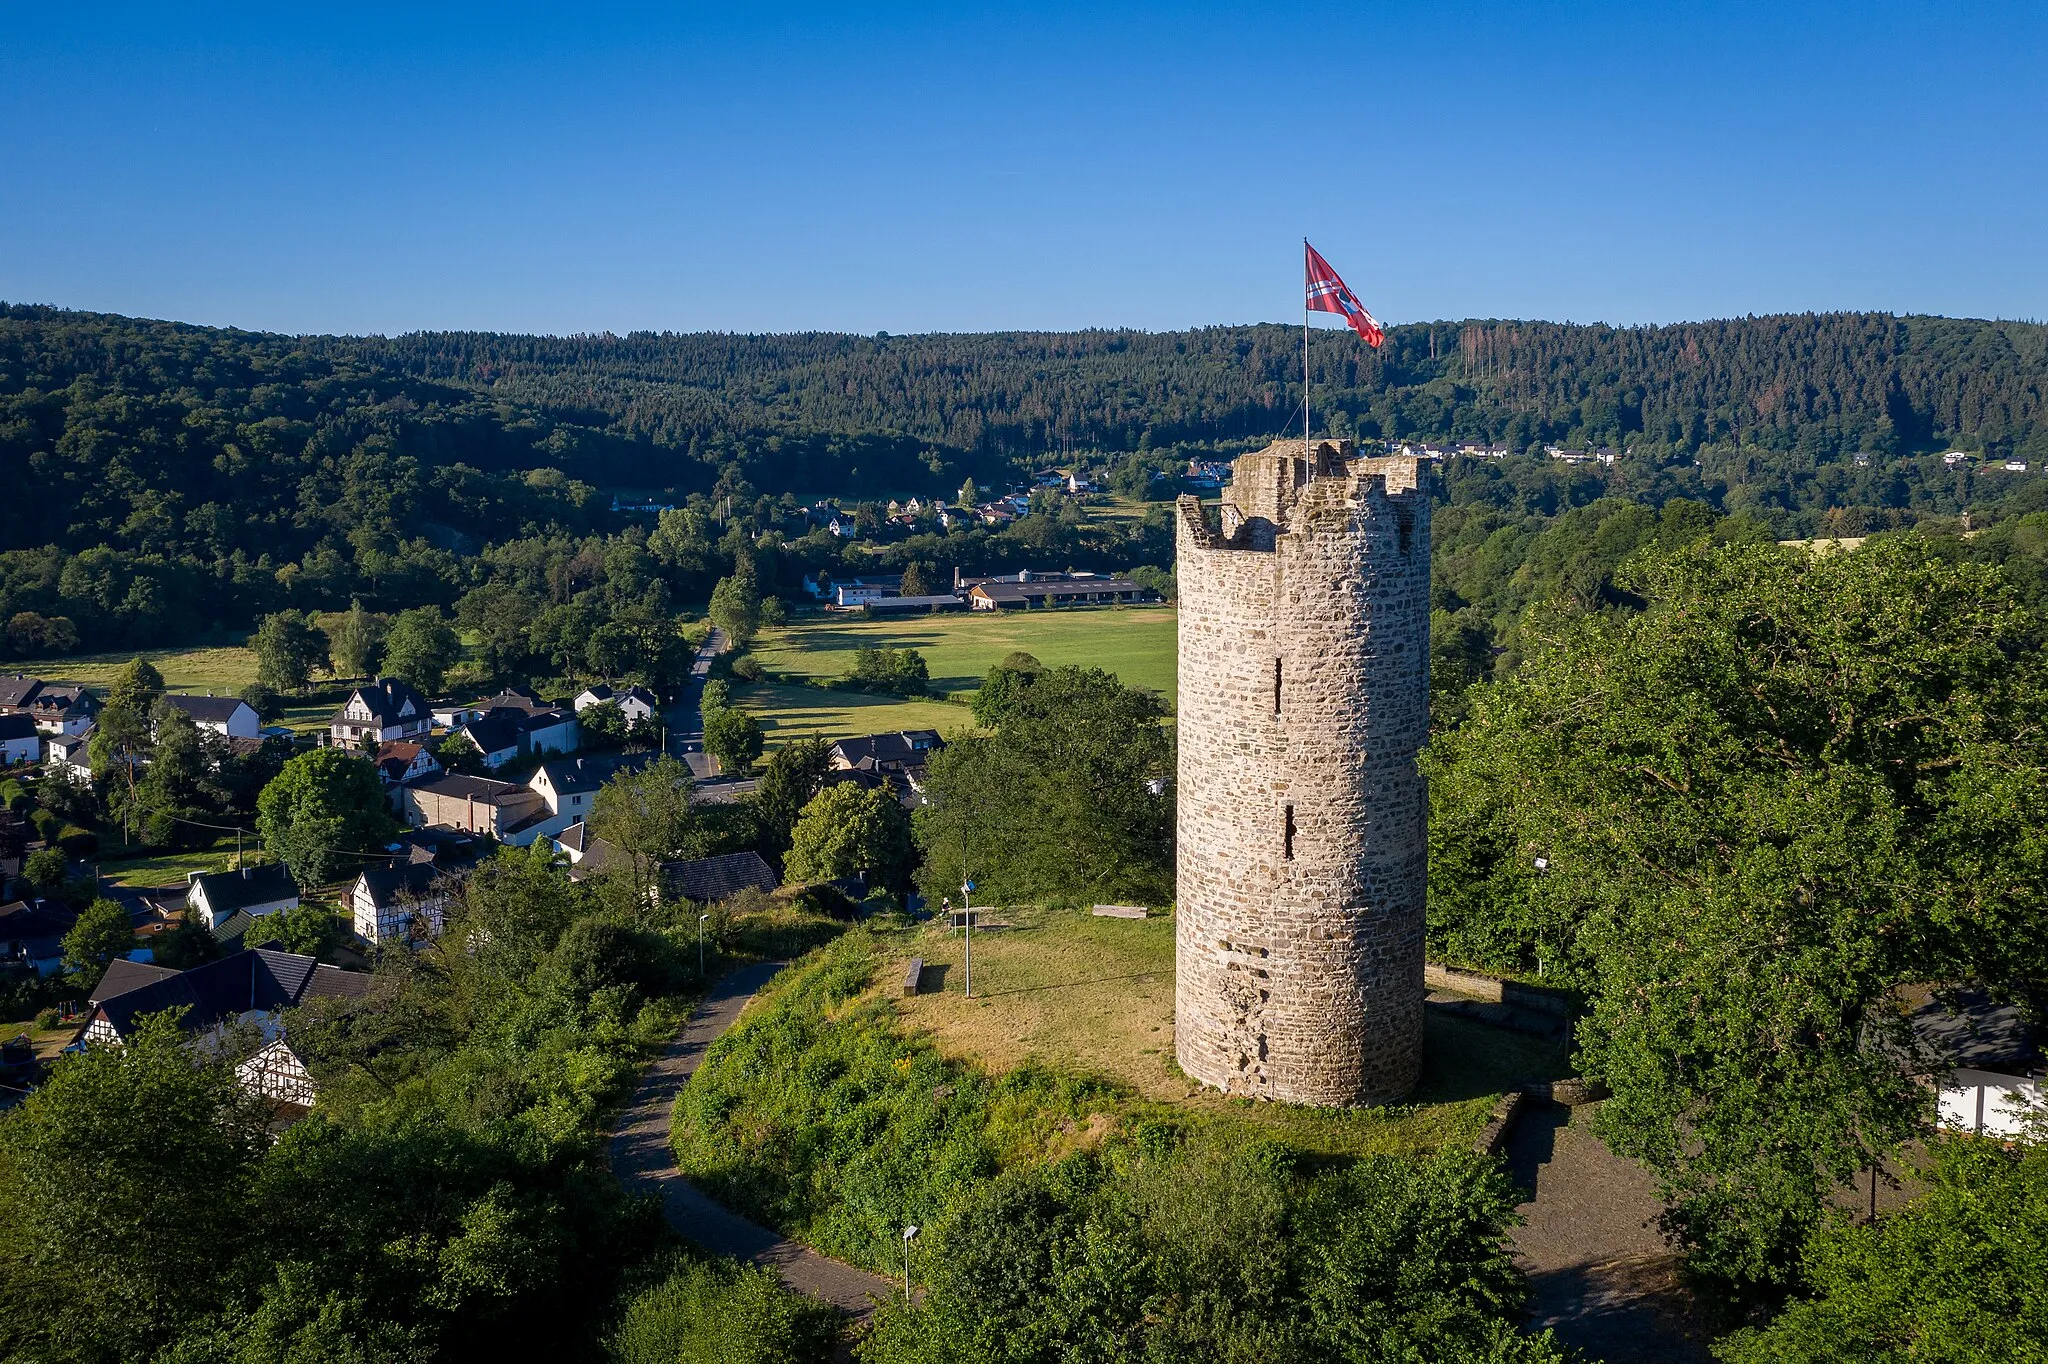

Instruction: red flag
[1305,241,1384,347]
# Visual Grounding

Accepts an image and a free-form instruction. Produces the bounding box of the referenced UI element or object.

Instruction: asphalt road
[608,959,893,1317]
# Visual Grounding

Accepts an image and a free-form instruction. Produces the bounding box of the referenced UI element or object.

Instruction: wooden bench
[1091,904,1148,919]
[901,957,924,996]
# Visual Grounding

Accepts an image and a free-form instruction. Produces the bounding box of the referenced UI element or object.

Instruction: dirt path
[609,960,892,1316]
[1504,1101,1712,1363]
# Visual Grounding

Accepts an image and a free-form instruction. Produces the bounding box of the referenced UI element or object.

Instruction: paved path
[609,959,892,1317]
[1504,1101,1711,1363]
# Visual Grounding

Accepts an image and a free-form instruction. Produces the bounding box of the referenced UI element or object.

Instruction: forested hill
[344,312,2048,461]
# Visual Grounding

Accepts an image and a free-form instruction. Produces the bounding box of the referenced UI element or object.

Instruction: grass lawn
[732,682,971,748]
[95,840,250,890]
[749,606,1177,700]
[9,642,259,695]
[890,906,1572,1159]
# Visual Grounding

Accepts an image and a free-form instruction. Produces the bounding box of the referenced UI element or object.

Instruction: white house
[330,678,432,748]
[373,740,442,786]
[44,727,94,785]
[573,684,658,725]
[2005,460,2030,473]
[236,1038,320,1107]
[28,684,99,736]
[529,752,656,823]
[159,694,261,739]
[186,864,301,932]
[1911,987,2045,1140]
[0,713,40,766]
[1942,450,1971,466]
[349,862,449,945]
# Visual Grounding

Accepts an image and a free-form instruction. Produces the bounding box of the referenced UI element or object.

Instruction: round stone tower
[1174,437,1430,1106]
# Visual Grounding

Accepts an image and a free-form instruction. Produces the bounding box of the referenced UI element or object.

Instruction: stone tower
[1174,437,1430,1106]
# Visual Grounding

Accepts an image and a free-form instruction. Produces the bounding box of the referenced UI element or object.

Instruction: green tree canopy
[589,754,696,908]
[1425,536,2048,1289]
[749,736,832,865]
[784,781,913,888]
[251,609,329,693]
[62,897,135,981]
[106,656,164,713]
[703,705,764,776]
[708,574,761,647]
[255,748,396,885]
[328,600,388,679]
[381,606,461,694]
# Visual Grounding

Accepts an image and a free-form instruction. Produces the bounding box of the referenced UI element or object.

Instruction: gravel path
[609,960,892,1317]
[1504,1101,1712,1363]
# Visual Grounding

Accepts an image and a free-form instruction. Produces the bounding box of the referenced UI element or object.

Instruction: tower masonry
[1174,437,1430,1106]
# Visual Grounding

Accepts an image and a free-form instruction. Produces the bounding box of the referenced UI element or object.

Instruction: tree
[703,706,764,776]
[251,609,329,693]
[62,897,134,980]
[580,700,628,749]
[900,561,933,597]
[758,595,788,629]
[589,754,696,909]
[22,846,67,890]
[255,749,396,885]
[1424,537,2048,1291]
[970,652,1043,727]
[708,574,761,647]
[328,600,387,678]
[784,782,913,888]
[846,645,929,696]
[120,708,226,848]
[957,477,979,508]
[382,606,461,694]
[239,681,284,723]
[750,737,832,864]
[106,657,164,714]
[0,1012,265,1363]
[1719,1136,2048,1363]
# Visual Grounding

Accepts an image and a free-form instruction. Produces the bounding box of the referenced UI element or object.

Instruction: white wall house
[1939,1069,2043,1138]
[350,863,449,945]
[0,713,40,765]
[330,678,432,747]
[187,864,301,932]
[573,684,658,725]
[160,694,261,739]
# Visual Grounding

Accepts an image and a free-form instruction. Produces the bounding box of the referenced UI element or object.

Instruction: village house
[0,713,40,766]
[660,850,778,903]
[44,728,94,785]
[400,772,551,842]
[1910,987,2044,1139]
[186,863,301,933]
[964,571,1155,611]
[76,948,371,1109]
[0,898,77,976]
[374,739,442,786]
[349,862,450,945]
[329,677,432,747]
[573,683,659,725]
[529,752,656,824]
[27,684,99,735]
[159,693,262,739]
[832,575,904,607]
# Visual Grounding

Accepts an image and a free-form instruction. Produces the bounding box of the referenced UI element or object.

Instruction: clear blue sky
[3,2,2042,336]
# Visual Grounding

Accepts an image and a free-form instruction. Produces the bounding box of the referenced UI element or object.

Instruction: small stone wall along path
[609,960,892,1316]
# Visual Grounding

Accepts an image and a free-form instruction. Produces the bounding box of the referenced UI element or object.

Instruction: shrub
[0,779,28,813]
[23,847,68,889]
[55,824,98,859]
[29,808,61,844]
[608,1254,838,1364]
[730,653,765,682]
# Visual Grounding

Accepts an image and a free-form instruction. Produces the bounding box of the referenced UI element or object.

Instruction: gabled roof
[356,861,445,908]
[29,685,96,715]
[829,731,944,769]
[660,850,778,903]
[160,694,253,726]
[473,687,550,715]
[374,740,436,782]
[88,956,178,1005]
[0,676,45,709]
[0,898,78,954]
[412,773,525,804]
[47,726,93,757]
[0,713,39,741]
[88,947,370,1040]
[533,751,655,798]
[188,864,300,916]
[458,710,526,755]
[335,678,429,727]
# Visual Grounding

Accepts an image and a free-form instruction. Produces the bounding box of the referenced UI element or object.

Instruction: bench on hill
[901,958,924,996]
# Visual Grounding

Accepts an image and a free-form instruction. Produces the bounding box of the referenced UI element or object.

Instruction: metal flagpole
[1303,239,1311,459]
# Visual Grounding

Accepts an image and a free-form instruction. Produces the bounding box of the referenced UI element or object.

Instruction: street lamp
[698,912,710,979]
[960,880,976,998]
[901,1224,919,1299]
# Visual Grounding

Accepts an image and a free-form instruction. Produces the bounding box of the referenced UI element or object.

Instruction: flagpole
[1303,238,1311,462]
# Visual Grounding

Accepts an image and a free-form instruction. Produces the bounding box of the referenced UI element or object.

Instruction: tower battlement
[1173,437,1431,1106]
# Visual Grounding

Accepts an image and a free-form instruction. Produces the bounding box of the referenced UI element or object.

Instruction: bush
[34,1007,60,1030]
[23,847,68,889]
[608,1254,838,1364]
[54,824,98,858]
[730,653,765,682]
[843,645,928,696]
[0,779,28,814]
[29,808,61,844]
[545,917,681,1003]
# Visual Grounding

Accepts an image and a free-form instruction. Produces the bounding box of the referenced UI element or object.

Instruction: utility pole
[960,878,975,998]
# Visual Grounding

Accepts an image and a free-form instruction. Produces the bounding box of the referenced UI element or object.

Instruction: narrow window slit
[1273,657,1282,715]
[1283,804,1296,860]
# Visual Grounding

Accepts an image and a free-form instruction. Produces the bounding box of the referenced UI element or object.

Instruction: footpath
[608,960,891,1316]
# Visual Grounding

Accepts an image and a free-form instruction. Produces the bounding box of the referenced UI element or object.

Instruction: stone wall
[1174,438,1431,1106]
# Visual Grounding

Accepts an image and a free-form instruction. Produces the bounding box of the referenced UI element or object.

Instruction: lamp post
[960,880,976,998]
[901,1224,918,1300]
[698,912,709,979]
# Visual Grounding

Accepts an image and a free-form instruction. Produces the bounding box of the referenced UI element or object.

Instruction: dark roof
[830,731,944,770]
[0,713,38,741]
[660,850,778,903]
[356,861,444,908]
[555,821,594,854]
[413,773,524,803]
[1910,987,2042,1076]
[160,694,252,725]
[188,864,301,916]
[48,727,92,757]
[375,740,433,780]
[88,956,178,1005]
[865,595,968,613]
[335,678,429,727]
[475,688,551,715]
[0,899,78,959]
[534,751,655,797]
[459,710,526,755]
[0,676,44,708]
[969,578,1149,605]
[90,947,370,1039]
[29,685,95,715]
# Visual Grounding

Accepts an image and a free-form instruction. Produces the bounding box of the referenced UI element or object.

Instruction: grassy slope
[892,906,1569,1157]
[8,643,259,693]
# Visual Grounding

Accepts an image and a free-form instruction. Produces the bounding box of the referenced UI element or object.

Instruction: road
[608,960,893,1317]
[666,626,726,780]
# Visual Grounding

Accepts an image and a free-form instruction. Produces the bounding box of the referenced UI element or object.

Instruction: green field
[8,642,260,694]
[750,606,1177,699]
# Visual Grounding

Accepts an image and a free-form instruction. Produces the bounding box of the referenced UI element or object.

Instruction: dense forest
[4,303,2046,658]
